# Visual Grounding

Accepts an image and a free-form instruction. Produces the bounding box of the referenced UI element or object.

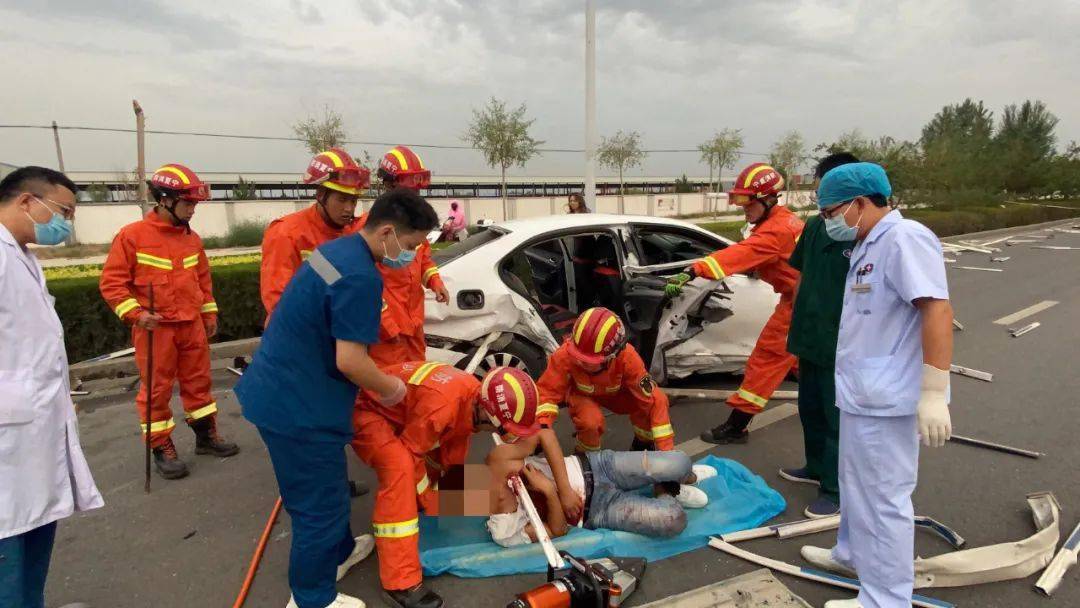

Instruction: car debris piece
[1009,322,1040,337]
[952,319,964,331]
[957,241,999,253]
[635,568,812,608]
[1006,239,1037,246]
[1035,521,1080,596]
[949,434,1043,459]
[226,367,244,377]
[979,235,1015,247]
[950,364,992,382]
[990,256,1010,262]
[723,514,965,550]
[78,346,136,364]
[665,387,798,401]
[955,266,1003,272]
[1033,245,1080,250]
[943,257,957,263]
[708,538,955,608]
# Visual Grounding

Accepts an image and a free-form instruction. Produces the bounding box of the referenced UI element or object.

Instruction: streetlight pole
[584,0,597,211]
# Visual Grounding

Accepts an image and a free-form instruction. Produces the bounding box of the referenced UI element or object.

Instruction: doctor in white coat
[0,166,103,608]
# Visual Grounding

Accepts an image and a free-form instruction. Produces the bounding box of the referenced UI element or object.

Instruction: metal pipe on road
[949,434,1043,459]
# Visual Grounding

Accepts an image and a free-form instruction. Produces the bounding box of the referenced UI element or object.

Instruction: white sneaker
[691,464,717,483]
[286,593,366,608]
[800,546,856,577]
[337,534,375,582]
[676,484,709,508]
[823,599,863,608]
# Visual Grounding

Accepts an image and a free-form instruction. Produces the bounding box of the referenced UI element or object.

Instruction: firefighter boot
[153,438,190,480]
[383,583,444,608]
[191,416,240,457]
[701,409,754,444]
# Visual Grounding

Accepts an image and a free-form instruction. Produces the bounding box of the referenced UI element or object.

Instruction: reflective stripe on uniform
[651,423,674,439]
[381,299,388,312]
[136,252,173,270]
[633,426,652,440]
[300,249,313,260]
[422,266,440,285]
[185,402,217,420]
[373,518,420,539]
[408,362,445,385]
[736,387,768,408]
[537,403,560,417]
[701,256,725,280]
[574,382,595,394]
[425,455,443,472]
[141,418,176,433]
[201,302,218,314]
[308,249,341,285]
[604,385,620,394]
[115,297,140,318]
[575,439,601,452]
[416,474,430,495]
[182,253,199,269]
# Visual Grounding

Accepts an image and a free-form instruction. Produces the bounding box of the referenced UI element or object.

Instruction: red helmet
[303,148,370,196]
[728,163,784,204]
[567,307,627,366]
[480,367,540,440]
[149,163,210,201]
[378,145,431,190]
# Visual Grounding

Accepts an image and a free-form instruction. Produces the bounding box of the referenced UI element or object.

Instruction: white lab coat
[0,223,103,540]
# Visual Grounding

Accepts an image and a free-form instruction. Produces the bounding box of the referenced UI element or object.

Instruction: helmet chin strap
[750,198,776,224]
[316,192,347,229]
[160,197,191,233]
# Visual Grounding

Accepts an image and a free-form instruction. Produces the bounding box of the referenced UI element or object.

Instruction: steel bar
[1009,322,1040,337]
[949,434,1043,459]
[950,364,993,382]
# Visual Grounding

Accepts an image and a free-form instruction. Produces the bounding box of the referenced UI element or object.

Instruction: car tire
[460,337,548,379]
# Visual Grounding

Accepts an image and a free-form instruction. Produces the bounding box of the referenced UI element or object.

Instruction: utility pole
[52,120,76,244]
[584,0,597,211]
[133,100,149,215]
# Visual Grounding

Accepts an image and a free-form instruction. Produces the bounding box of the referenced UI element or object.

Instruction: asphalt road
[47,219,1080,608]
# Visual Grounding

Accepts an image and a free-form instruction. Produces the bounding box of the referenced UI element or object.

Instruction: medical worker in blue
[237,188,440,608]
[799,163,954,608]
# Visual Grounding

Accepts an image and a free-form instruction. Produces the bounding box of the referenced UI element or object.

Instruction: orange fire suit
[260,204,355,322]
[99,211,219,448]
[351,361,478,591]
[536,343,674,452]
[353,214,446,367]
[691,204,804,414]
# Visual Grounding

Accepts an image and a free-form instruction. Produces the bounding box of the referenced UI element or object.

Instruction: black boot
[383,583,443,608]
[700,409,754,444]
[191,417,240,457]
[153,438,190,479]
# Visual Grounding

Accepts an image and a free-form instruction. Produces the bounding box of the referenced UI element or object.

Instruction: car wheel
[463,337,548,379]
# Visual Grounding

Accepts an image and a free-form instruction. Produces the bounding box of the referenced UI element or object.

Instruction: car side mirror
[457,290,485,310]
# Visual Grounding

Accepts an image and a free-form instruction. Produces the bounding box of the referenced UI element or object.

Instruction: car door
[623,223,778,382]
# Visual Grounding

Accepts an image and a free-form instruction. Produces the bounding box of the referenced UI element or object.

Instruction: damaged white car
[423,214,778,383]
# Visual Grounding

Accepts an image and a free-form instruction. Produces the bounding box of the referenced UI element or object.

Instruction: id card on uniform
[851,283,871,293]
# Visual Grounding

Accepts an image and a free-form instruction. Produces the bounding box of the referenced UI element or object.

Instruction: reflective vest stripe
[185,402,217,421]
[140,418,176,433]
[201,302,218,314]
[373,518,420,539]
[416,474,430,495]
[300,249,313,260]
[408,362,445,386]
[604,385,620,394]
[115,298,140,318]
[575,438,601,452]
[633,426,652,440]
[136,252,173,270]
[701,256,725,280]
[736,387,768,408]
[574,382,595,394]
[537,403,560,417]
[308,249,341,285]
[422,266,440,285]
[651,423,674,439]
[182,254,200,269]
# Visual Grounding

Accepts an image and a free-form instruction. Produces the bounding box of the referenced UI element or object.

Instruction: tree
[920,99,994,192]
[995,100,1060,192]
[231,176,257,200]
[292,105,347,155]
[698,128,744,193]
[769,130,806,185]
[815,130,921,198]
[463,97,544,219]
[597,130,647,213]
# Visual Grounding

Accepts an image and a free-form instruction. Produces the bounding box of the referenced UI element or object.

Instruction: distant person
[777,151,860,519]
[567,193,589,214]
[99,163,239,480]
[0,166,103,608]
[260,148,369,322]
[440,200,466,242]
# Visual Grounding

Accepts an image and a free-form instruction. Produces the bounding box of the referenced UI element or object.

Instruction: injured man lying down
[485,449,717,547]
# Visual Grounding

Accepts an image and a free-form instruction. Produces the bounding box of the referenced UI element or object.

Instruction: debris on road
[944,242,994,254]
[955,266,1004,272]
[722,514,965,549]
[1035,521,1080,597]
[1009,322,1040,337]
[1033,245,1080,250]
[952,319,964,331]
[666,387,798,401]
[949,434,1043,459]
[950,364,993,382]
[1006,239,1037,246]
[943,257,957,263]
[183,530,197,540]
[990,256,1010,262]
[636,568,812,608]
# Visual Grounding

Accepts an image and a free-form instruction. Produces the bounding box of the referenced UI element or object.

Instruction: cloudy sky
[1,0,1078,178]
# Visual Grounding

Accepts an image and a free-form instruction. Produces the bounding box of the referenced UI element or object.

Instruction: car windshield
[432,225,506,266]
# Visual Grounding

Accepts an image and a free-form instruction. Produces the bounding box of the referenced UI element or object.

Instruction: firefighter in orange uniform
[351,145,450,367]
[535,307,675,453]
[260,148,370,321]
[99,164,239,479]
[666,163,804,444]
[352,363,541,608]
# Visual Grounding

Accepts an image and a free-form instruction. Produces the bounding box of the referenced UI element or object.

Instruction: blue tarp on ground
[419,455,786,578]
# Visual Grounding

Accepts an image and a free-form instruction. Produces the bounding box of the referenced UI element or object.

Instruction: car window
[633,227,724,266]
[432,226,505,266]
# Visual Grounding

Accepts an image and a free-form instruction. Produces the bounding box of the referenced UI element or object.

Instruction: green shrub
[906,204,1080,237]
[202,219,267,249]
[698,220,746,242]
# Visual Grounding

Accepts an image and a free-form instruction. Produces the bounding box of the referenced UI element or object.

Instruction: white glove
[376,376,407,407]
[916,364,952,448]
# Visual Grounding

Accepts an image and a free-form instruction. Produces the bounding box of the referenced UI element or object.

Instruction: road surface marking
[994,300,1058,325]
[676,402,799,458]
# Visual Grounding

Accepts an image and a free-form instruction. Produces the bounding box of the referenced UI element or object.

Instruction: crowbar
[492,433,565,569]
[949,434,1043,459]
[1035,521,1080,596]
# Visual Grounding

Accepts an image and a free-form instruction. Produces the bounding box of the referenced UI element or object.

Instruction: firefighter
[351,363,544,608]
[535,307,675,453]
[665,163,804,444]
[99,163,239,479]
[260,148,370,321]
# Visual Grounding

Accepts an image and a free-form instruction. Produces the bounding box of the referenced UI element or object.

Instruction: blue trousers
[586,450,690,537]
[0,522,57,608]
[258,428,356,608]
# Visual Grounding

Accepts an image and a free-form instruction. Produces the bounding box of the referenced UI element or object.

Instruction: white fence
[69,191,815,244]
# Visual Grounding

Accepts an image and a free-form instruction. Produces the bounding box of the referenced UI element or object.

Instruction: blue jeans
[585,450,690,537]
[0,522,57,608]
[258,428,356,608]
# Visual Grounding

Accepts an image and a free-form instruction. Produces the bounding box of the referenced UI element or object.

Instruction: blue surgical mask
[824,201,860,242]
[26,197,73,246]
[381,229,416,269]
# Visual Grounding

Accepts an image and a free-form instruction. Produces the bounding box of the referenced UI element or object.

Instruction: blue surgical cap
[817,162,893,209]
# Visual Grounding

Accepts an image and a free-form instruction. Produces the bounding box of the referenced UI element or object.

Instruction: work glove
[664,269,695,297]
[376,376,407,407]
[916,364,952,448]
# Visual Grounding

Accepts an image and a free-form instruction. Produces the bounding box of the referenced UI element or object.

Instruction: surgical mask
[381,229,416,268]
[824,201,860,242]
[26,197,73,245]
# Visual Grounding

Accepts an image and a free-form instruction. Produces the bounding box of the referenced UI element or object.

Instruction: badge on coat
[639,375,654,396]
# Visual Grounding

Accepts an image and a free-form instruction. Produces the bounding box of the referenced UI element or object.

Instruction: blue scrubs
[830,210,949,608]
[237,234,382,608]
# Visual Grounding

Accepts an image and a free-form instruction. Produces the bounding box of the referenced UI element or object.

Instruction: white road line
[994,300,1059,326]
[676,402,799,458]
[955,266,1004,272]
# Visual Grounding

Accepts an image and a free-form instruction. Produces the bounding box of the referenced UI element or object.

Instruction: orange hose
[232,496,284,608]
